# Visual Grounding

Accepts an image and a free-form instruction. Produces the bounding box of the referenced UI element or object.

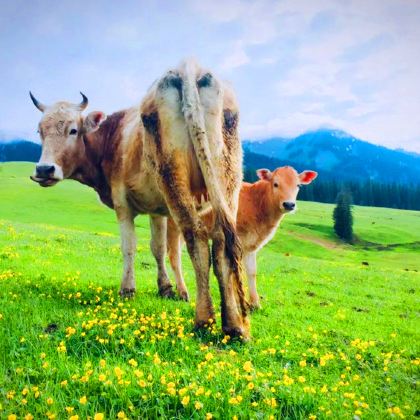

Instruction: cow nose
[283,201,295,211]
[36,164,55,179]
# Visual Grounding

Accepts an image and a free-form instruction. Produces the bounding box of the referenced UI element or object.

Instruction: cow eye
[69,128,78,135]
[273,182,279,188]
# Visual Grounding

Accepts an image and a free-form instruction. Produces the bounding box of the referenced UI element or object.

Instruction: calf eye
[69,128,78,135]
[273,182,279,188]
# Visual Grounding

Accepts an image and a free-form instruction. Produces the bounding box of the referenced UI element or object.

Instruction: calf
[29,59,249,338]
[167,166,317,309]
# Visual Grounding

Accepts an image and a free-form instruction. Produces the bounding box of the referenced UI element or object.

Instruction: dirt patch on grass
[291,231,341,249]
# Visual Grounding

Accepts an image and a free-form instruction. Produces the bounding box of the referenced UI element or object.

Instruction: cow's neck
[71,110,126,208]
[253,181,285,228]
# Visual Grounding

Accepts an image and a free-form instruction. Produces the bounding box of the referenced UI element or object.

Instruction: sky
[1,0,420,152]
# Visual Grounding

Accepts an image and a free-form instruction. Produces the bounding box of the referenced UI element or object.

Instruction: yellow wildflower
[243,361,253,372]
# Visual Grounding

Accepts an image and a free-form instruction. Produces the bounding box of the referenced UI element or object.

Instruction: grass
[0,162,419,419]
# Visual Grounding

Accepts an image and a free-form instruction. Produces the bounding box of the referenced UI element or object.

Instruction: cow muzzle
[282,201,296,213]
[30,163,63,187]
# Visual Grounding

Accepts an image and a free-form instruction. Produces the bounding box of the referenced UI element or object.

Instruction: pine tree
[333,191,353,242]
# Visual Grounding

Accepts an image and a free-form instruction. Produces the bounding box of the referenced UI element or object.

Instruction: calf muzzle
[283,201,296,211]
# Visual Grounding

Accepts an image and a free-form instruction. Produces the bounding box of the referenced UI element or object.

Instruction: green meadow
[0,162,419,419]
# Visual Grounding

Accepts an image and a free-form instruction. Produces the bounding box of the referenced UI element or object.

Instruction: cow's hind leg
[160,160,213,327]
[212,218,249,339]
[149,215,175,299]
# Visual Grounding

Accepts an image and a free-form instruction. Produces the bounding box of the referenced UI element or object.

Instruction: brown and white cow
[30,59,249,338]
[167,166,317,309]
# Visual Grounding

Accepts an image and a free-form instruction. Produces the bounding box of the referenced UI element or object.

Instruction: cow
[29,59,249,338]
[166,166,317,310]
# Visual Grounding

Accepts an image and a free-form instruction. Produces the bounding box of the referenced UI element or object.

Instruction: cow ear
[299,170,318,185]
[84,111,107,133]
[256,168,272,181]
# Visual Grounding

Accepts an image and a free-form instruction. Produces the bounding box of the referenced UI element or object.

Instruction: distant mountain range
[0,140,41,163]
[1,128,420,185]
[243,129,420,185]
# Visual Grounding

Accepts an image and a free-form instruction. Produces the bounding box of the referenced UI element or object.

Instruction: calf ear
[299,170,318,184]
[256,168,272,181]
[84,111,107,133]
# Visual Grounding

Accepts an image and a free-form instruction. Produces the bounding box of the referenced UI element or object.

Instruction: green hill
[0,162,419,419]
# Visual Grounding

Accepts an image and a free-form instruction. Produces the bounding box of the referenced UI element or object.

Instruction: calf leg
[244,251,260,310]
[167,218,189,301]
[116,208,137,298]
[149,215,175,299]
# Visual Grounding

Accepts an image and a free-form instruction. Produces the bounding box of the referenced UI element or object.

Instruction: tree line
[244,168,420,211]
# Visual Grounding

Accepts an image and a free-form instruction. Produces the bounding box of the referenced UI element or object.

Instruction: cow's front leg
[117,208,137,298]
[244,251,260,310]
[149,215,175,299]
[167,217,190,301]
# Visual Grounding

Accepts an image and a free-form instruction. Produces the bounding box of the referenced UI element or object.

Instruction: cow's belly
[125,169,170,216]
[126,185,169,216]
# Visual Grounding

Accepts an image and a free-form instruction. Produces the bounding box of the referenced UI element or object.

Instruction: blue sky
[1,0,420,152]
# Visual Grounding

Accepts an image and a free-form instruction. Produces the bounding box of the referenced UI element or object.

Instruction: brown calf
[167,166,317,309]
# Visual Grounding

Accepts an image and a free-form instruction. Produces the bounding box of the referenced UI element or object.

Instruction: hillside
[0,161,419,419]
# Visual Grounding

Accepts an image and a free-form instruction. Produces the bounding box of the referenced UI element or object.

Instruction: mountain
[1,128,420,185]
[0,140,41,162]
[243,129,420,185]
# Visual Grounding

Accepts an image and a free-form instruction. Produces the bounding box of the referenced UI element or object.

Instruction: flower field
[0,163,419,419]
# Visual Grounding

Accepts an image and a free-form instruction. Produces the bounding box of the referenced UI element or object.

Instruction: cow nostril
[36,165,55,178]
[283,201,295,210]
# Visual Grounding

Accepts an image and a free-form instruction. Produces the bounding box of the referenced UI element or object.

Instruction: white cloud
[1,0,420,152]
[220,42,250,71]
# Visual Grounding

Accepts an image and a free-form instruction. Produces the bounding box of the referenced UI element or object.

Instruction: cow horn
[77,92,88,110]
[29,91,46,112]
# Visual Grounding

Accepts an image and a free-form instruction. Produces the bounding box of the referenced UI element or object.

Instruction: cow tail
[180,60,246,319]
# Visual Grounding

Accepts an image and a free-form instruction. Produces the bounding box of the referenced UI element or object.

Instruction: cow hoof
[159,285,176,299]
[178,290,190,302]
[248,302,261,312]
[119,288,136,298]
[223,326,250,342]
[194,319,215,331]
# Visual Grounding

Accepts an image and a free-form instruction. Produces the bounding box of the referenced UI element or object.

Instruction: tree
[333,191,353,242]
